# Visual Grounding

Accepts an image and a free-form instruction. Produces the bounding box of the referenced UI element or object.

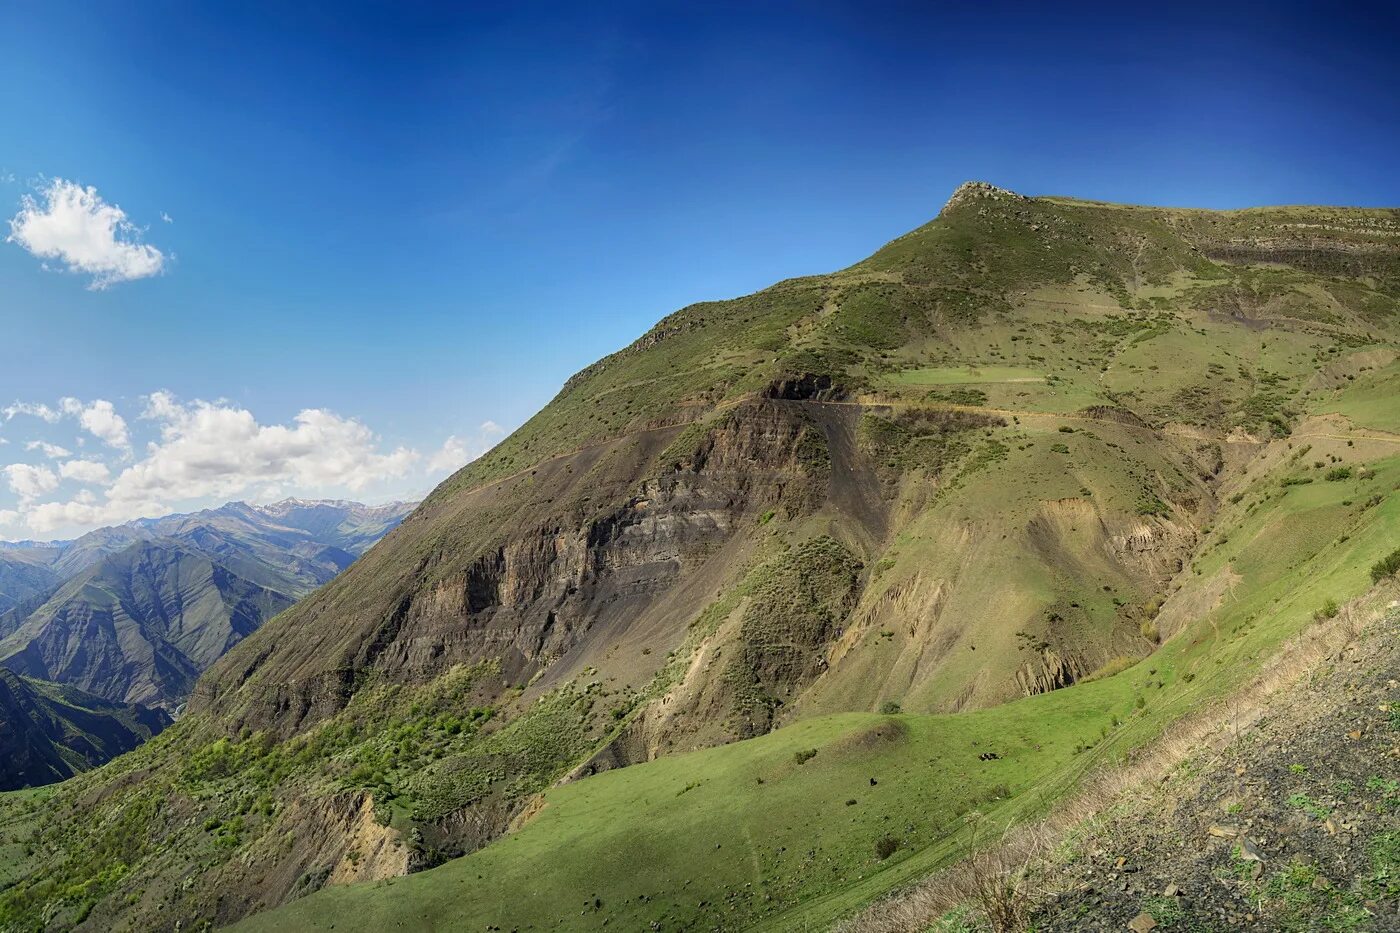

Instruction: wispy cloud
[25,440,72,459]
[4,401,62,423]
[7,178,165,289]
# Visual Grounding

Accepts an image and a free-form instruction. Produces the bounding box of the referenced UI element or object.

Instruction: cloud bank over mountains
[1,175,506,539]
[0,392,505,538]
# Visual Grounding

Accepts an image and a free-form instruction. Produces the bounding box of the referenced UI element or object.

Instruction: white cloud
[4,401,62,423]
[20,489,161,536]
[6,397,130,449]
[25,440,72,459]
[64,397,129,448]
[103,393,418,507]
[3,463,59,501]
[7,178,165,289]
[58,459,110,485]
[1,393,427,536]
[427,436,470,473]
[160,211,173,223]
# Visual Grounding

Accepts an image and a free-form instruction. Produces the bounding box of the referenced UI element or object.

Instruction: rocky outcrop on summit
[939,180,1026,215]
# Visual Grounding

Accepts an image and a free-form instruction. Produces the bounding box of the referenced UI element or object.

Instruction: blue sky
[1,0,1397,539]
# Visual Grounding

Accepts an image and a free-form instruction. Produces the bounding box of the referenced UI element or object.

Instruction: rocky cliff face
[194,398,833,736]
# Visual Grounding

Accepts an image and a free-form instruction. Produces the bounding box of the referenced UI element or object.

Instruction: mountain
[1,184,1396,931]
[42,498,415,583]
[0,667,169,790]
[0,499,416,712]
[0,550,59,619]
[0,540,296,710]
[237,499,420,555]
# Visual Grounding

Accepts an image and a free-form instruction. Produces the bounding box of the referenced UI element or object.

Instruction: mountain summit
[4,187,1398,931]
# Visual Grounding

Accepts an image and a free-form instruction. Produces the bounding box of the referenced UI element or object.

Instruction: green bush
[1324,466,1353,481]
[1371,548,1400,584]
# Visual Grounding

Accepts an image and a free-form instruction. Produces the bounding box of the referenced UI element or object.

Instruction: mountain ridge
[0,498,417,713]
[0,667,170,790]
[0,539,297,709]
[2,184,1397,931]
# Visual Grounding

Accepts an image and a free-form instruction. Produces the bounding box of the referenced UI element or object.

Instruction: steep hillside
[1033,608,1400,932]
[0,552,58,621]
[0,499,414,713]
[0,541,295,710]
[0,669,169,790]
[1,184,1397,931]
[45,526,147,580]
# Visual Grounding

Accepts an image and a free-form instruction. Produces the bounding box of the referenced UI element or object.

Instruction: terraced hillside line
[433,396,1205,505]
[436,379,1208,504]
[433,383,1400,511]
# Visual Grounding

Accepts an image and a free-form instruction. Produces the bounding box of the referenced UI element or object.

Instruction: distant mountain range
[0,497,416,787]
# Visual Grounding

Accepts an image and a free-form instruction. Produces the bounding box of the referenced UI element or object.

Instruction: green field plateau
[3,182,1399,932]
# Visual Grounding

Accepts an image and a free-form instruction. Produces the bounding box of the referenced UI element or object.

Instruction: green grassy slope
[3,183,1398,931]
[192,183,1400,734]
[238,438,1400,931]
[230,188,1400,931]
